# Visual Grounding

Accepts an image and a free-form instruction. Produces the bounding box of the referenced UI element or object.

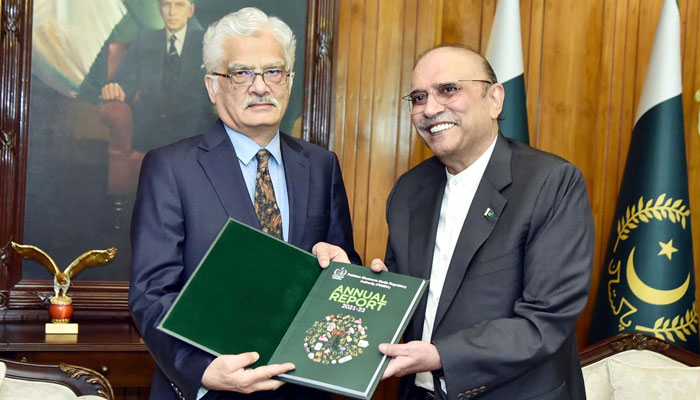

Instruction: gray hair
[202,7,296,74]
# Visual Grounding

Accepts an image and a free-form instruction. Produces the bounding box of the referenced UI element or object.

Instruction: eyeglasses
[211,69,292,87]
[401,80,493,114]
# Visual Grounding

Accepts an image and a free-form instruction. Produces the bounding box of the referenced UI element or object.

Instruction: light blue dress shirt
[197,126,292,399]
[223,124,290,241]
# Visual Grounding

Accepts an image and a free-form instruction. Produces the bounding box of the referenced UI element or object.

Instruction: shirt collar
[223,124,282,166]
[446,134,498,183]
[166,25,187,42]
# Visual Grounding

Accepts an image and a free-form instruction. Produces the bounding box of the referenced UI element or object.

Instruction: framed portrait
[0,0,337,317]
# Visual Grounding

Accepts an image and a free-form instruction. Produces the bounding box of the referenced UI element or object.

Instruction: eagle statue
[10,241,117,299]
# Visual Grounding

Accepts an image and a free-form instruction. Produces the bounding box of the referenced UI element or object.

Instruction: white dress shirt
[415,136,498,393]
[166,25,187,56]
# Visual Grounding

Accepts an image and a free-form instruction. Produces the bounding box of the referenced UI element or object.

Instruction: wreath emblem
[606,193,697,343]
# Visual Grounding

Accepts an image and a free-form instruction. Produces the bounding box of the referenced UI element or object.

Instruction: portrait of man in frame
[14,0,317,289]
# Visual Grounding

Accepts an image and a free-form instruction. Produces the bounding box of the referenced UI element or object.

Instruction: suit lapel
[145,30,165,84]
[432,135,512,331]
[280,134,309,246]
[408,158,446,340]
[180,27,204,83]
[197,122,259,227]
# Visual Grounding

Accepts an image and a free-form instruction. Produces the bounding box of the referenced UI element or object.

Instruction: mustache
[242,95,279,109]
[415,111,460,131]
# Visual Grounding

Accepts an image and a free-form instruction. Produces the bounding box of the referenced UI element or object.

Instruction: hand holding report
[378,341,442,379]
[158,219,427,399]
[201,352,293,393]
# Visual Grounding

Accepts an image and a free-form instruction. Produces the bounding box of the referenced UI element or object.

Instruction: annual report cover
[157,218,427,399]
[268,262,427,399]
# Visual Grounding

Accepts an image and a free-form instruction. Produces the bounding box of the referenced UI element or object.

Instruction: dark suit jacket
[384,135,594,400]
[129,121,361,400]
[112,25,215,151]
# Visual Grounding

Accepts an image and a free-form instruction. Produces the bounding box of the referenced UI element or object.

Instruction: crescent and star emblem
[625,247,689,306]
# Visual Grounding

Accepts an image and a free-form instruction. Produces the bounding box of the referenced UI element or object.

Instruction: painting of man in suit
[101,0,214,152]
[22,0,308,283]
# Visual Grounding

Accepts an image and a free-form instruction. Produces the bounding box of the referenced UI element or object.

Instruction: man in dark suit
[101,0,214,151]
[315,45,594,400]
[129,7,360,400]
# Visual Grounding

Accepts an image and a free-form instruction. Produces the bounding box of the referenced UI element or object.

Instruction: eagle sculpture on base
[10,241,117,298]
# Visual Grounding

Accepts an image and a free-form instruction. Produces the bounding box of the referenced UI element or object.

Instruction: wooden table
[0,318,156,399]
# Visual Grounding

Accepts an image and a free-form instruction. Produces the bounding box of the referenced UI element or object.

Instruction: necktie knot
[256,149,271,170]
[168,35,179,63]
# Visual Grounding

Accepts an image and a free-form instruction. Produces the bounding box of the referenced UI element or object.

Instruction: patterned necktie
[254,149,283,239]
[168,35,179,64]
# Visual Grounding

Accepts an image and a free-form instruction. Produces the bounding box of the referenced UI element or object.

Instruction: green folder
[158,218,427,399]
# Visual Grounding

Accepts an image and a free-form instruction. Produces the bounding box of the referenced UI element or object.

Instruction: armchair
[580,333,700,400]
[0,358,113,399]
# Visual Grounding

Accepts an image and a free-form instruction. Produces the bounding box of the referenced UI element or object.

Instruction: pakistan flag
[588,0,698,352]
[485,0,529,144]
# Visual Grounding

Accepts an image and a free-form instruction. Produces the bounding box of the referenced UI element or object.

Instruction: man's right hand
[201,352,294,394]
[101,82,126,102]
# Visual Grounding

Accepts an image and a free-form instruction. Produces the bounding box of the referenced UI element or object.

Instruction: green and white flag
[588,0,698,352]
[32,0,126,97]
[485,0,529,144]
[32,0,168,100]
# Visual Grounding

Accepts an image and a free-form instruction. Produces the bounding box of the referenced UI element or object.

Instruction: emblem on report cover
[332,267,348,280]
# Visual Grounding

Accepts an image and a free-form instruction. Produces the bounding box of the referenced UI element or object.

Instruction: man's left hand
[312,242,350,268]
[378,341,442,379]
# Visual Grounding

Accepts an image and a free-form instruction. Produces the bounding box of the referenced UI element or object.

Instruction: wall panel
[585,0,631,345]
[334,0,443,265]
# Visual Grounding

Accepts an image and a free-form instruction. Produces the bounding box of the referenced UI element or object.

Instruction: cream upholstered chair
[0,358,113,400]
[580,333,700,400]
